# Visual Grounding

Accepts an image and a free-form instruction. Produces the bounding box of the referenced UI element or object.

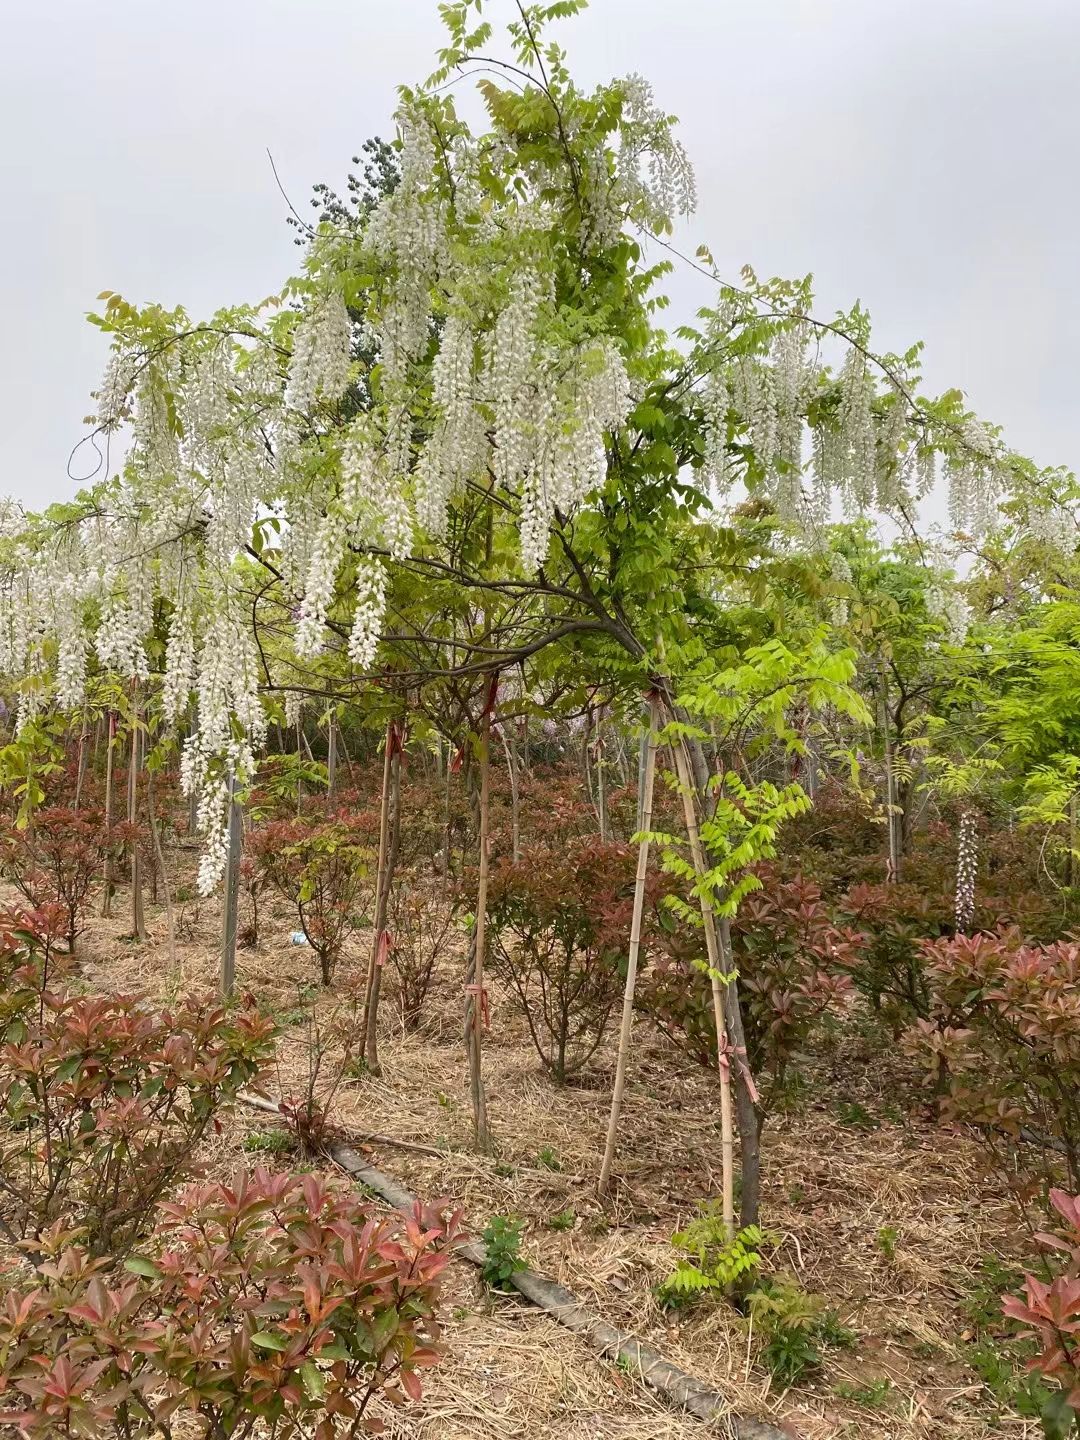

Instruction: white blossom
[955,810,978,932]
[347,556,387,670]
[287,293,352,412]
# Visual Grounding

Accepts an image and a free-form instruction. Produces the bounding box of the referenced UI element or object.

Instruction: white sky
[3,0,1077,509]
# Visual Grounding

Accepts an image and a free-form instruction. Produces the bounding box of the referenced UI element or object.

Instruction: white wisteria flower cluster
[0,2,1058,897]
[954,809,979,932]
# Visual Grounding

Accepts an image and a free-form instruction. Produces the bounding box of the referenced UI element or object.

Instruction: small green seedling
[835,1377,893,1408]
[480,1215,525,1291]
[242,1128,293,1155]
[548,1208,576,1232]
[876,1225,899,1261]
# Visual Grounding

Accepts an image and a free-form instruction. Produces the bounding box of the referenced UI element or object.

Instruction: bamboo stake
[361,722,395,1063]
[598,695,659,1194]
[363,727,401,1069]
[468,702,492,1151]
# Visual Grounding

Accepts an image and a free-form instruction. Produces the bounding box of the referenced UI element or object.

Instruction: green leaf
[251,1331,289,1352]
[301,1361,325,1399]
[124,1255,160,1278]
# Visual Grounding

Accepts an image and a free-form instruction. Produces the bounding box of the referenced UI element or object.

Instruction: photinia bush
[642,872,860,1109]
[838,880,948,1024]
[1003,1187,1080,1436]
[906,931,1080,1188]
[387,884,456,1031]
[0,807,132,954]
[0,917,274,1254]
[0,1168,460,1437]
[487,839,643,1082]
[734,875,862,1085]
[250,814,377,984]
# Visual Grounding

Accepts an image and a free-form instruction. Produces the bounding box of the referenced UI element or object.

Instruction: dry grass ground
[64,863,1044,1440]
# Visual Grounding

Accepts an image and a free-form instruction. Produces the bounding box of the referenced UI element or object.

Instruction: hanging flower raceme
[0,0,1052,904]
[286,292,352,413]
[954,810,979,932]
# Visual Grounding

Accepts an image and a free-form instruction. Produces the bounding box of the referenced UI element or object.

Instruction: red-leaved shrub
[906,931,1080,1188]
[0,1169,459,1437]
[487,840,645,1082]
[642,872,861,1109]
[1003,1186,1080,1431]
[0,915,274,1253]
[249,815,377,984]
[0,808,132,953]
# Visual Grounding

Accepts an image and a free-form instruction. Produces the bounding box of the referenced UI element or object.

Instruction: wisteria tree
[0,0,1070,1213]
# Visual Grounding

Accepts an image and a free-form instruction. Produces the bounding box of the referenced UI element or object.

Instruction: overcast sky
[3,0,1077,510]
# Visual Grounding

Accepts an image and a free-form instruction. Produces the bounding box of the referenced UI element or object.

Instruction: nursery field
[2,3,1078,1437]
[0,742,1071,1440]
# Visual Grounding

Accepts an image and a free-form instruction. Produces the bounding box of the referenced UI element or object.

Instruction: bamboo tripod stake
[598,694,660,1194]
[361,721,395,1067]
[469,702,492,1151]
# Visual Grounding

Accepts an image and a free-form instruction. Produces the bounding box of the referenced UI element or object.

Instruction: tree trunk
[221,771,242,999]
[147,768,176,970]
[101,712,115,917]
[667,722,736,1241]
[467,705,493,1151]
[362,722,396,1064]
[441,742,453,877]
[498,727,521,863]
[363,732,401,1067]
[879,659,901,883]
[718,912,761,1228]
[327,717,339,801]
[599,696,659,1194]
[128,714,146,942]
[684,728,762,1230]
[187,702,199,838]
[74,717,89,811]
[596,715,609,843]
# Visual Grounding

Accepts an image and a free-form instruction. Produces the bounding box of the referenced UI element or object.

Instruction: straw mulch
[66,870,1041,1440]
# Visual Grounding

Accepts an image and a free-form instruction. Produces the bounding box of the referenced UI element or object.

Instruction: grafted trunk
[101,712,115,918]
[127,712,146,942]
[668,721,735,1241]
[684,728,763,1230]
